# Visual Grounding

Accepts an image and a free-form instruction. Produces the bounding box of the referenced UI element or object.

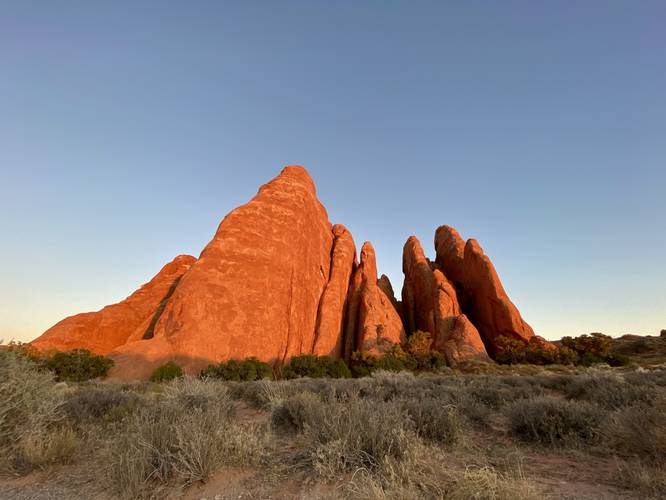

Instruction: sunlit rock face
[33,167,542,379]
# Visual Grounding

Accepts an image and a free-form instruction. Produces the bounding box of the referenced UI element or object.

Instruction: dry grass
[2,348,666,499]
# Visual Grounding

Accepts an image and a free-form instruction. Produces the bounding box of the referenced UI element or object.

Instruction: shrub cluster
[495,333,630,367]
[0,350,76,474]
[106,378,265,497]
[282,354,351,379]
[507,395,605,446]
[201,357,272,381]
[495,336,577,366]
[350,333,447,377]
[44,349,114,382]
[4,343,114,382]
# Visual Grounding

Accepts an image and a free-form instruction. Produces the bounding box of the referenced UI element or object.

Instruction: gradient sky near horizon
[1,1,664,343]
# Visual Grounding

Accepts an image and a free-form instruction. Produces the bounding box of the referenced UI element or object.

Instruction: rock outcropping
[401,236,489,364]
[434,225,542,355]
[344,242,406,359]
[31,255,195,355]
[32,166,541,379]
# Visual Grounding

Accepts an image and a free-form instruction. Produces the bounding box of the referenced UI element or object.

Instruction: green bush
[561,332,612,363]
[282,354,351,379]
[405,331,448,370]
[507,395,604,446]
[350,347,414,377]
[495,336,577,366]
[201,357,272,381]
[45,349,114,382]
[149,361,183,382]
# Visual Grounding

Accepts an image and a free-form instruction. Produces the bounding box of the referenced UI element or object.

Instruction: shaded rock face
[344,242,406,359]
[401,237,489,364]
[434,225,537,355]
[31,255,196,355]
[313,224,356,358]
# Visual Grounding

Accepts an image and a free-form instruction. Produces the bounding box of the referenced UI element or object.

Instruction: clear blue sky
[1,1,664,343]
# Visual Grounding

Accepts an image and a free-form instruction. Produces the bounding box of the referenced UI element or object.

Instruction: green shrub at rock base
[201,357,272,381]
[45,349,114,382]
[406,331,448,371]
[282,354,351,379]
[149,361,183,382]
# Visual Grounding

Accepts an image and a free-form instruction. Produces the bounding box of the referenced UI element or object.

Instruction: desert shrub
[562,372,654,409]
[149,361,183,382]
[106,379,264,497]
[350,347,416,377]
[494,336,528,364]
[495,336,576,366]
[282,354,351,379]
[18,425,78,469]
[63,383,145,424]
[45,349,114,382]
[404,331,448,371]
[661,329,666,338]
[162,377,234,413]
[615,459,666,499]
[402,397,463,446]
[0,350,67,474]
[200,357,272,381]
[507,395,605,446]
[285,393,418,478]
[561,333,612,365]
[602,403,666,460]
[270,391,324,434]
[624,368,666,388]
[445,464,541,500]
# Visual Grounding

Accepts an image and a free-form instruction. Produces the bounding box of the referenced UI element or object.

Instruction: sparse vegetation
[1,345,665,499]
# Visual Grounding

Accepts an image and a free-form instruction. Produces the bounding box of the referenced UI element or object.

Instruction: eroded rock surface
[109,166,336,378]
[313,224,356,358]
[434,225,538,354]
[31,255,196,355]
[345,242,406,358]
[402,236,489,364]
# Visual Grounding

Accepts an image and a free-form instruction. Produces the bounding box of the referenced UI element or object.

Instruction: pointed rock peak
[403,236,428,267]
[278,164,317,190]
[165,254,197,268]
[378,274,397,300]
[359,241,378,279]
[332,223,351,238]
[433,224,537,354]
[434,225,465,264]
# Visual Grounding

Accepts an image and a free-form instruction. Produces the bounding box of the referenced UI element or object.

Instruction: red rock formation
[109,166,337,379]
[432,314,489,364]
[313,224,356,358]
[31,255,196,355]
[434,225,540,355]
[402,236,489,364]
[344,242,406,359]
[377,274,402,320]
